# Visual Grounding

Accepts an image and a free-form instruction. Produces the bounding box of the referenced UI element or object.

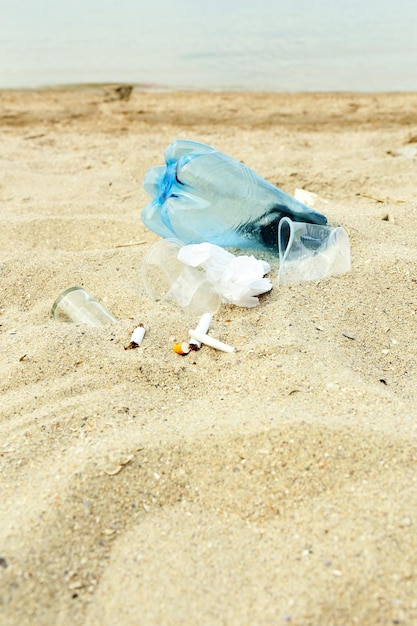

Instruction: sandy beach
[1,87,417,625]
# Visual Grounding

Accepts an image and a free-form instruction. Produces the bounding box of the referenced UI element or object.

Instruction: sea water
[1,0,416,91]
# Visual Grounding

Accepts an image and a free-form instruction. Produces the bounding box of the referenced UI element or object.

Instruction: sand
[1,87,417,625]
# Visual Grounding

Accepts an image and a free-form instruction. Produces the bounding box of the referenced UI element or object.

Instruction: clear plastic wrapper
[141,239,221,316]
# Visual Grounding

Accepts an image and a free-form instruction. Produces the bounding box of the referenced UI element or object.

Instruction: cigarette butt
[131,325,146,345]
[188,329,235,353]
[189,312,213,347]
[173,342,190,355]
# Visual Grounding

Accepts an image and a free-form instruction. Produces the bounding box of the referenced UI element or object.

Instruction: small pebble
[382,213,395,223]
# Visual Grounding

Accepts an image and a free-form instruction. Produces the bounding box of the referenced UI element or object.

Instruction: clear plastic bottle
[142,139,327,252]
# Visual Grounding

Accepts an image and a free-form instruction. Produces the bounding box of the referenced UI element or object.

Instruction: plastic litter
[294,188,318,207]
[177,242,272,308]
[142,238,221,316]
[142,139,328,252]
[142,239,272,314]
[51,287,117,326]
[277,218,351,285]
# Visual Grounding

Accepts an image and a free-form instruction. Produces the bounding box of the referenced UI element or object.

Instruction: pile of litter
[51,140,351,356]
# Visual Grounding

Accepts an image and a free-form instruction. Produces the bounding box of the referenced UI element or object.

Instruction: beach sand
[1,88,417,625]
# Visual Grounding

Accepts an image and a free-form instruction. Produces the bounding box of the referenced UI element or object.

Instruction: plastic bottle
[142,139,327,252]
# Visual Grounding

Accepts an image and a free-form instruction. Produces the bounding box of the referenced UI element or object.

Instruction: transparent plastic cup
[51,287,117,326]
[142,238,221,316]
[278,218,351,285]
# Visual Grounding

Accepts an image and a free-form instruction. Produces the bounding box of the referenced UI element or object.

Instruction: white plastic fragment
[391,145,417,159]
[178,242,272,308]
[188,329,235,353]
[131,325,146,346]
[294,188,318,207]
[189,312,213,347]
[220,256,272,307]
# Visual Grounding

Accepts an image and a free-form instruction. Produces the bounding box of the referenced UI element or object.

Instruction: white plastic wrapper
[177,242,272,308]
[294,188,318,207]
